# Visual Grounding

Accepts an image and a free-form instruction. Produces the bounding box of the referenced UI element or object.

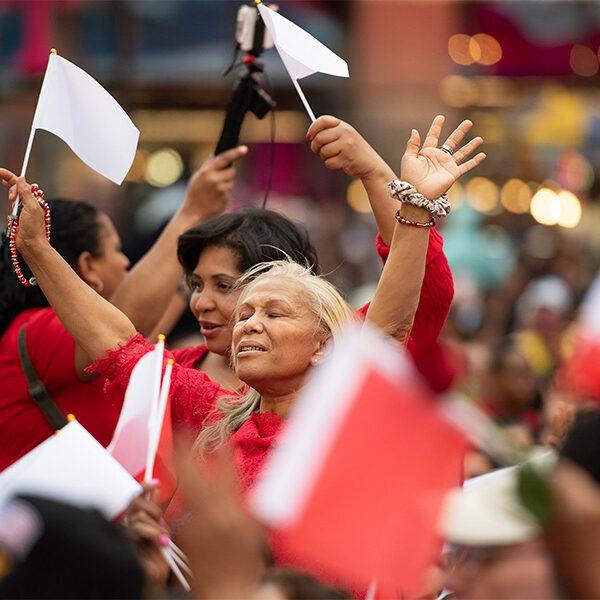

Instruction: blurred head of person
[255,567,349,600]
[0,199,129,336]
[177,208,319,358]
[516,275,573,334]
[0,495,144,599]
[439,452,557,600]
[485,337,539,419]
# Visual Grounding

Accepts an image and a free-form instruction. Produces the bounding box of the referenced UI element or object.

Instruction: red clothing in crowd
[93,229,454,493]
[0,229,453,473]
[0,308,120,471]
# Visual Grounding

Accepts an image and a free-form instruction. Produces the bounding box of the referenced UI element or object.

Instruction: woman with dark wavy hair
[0,145,248,471]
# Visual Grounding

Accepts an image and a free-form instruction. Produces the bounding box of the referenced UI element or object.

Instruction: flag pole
[11,48,57,218]
[145,358,173,483]
[144,335,166,483]
[291,78,316,123]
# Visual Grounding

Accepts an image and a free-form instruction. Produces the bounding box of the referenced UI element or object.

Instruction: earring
[311,356,320,366]
[93,280,104,293]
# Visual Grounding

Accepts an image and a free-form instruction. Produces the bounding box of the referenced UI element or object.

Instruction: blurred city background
[2,1,600,453]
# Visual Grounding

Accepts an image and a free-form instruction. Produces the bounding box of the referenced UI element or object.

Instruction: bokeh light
[501,178,532,214]
[466,177,499,213]
[570,45,599,76]
[556,190,582,228]
[440,75,480,107]
[446,181,464,210]
[346,179,372,213]
[145,148,184,187]
[530,188,561,225]
[472,33,502,65]
[448,34,476,66]
[557,150,594,192]
[125,149,150,183]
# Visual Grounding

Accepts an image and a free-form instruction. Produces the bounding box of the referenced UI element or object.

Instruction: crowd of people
[0,110,599,600]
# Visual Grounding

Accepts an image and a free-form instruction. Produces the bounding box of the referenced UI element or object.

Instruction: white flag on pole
[31,51,139,185]
[107,339,164,477]
[256,2,348,80]
[0,421,141,520]
[256,2,348,122]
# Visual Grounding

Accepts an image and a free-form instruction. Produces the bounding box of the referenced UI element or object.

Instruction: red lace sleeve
[88,334,224,433]
[362,230,454,345]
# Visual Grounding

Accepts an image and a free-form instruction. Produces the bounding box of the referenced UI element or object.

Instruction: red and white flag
[250,324,467,597]
[107,339,176,501]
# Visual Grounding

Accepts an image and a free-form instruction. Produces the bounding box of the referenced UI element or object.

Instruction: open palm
[401,115,486,200]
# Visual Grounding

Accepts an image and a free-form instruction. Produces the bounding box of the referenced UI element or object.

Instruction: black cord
[261,69,276,209]
[222,43,241,77]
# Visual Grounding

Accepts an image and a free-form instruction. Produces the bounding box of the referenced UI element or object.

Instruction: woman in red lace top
[3,114,485,492]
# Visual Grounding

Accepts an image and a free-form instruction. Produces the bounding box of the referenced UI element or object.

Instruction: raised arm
[363,116,486,344]
[307,115,482,247]
[110,146,247,337]
[1,169,135,362]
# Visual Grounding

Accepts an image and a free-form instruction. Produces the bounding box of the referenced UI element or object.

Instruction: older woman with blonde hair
[1,114,485,490]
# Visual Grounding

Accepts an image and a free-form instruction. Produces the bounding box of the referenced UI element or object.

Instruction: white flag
[107,340,164,477]
[31,52,139,185]
[257,3,349,80]
[0,421,141,520]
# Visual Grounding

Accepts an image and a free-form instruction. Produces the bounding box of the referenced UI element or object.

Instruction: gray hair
[194,260,352,455]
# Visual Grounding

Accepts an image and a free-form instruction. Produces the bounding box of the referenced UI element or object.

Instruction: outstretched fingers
[458,152,487,176]
[441,120,473,153]
[404,128,421,158]
[421,115,445,149]
[453,136,483,164]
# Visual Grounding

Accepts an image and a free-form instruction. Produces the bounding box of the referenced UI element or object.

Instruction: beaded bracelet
[395,210,435,229]
[387,179,451,218]
[7,184,50,287]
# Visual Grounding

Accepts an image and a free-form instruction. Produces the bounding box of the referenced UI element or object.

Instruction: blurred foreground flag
[559,270,600,402]
[250,324,467,597]
[31,51,139,184]
[0,421,141,520]
[107,339,176,502]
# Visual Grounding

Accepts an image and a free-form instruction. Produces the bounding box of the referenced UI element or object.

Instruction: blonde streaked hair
[194,260,353,455]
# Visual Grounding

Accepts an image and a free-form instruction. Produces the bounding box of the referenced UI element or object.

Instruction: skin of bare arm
[362,117,486,344]
[307,115,484,246]
[110,145,247,338]
[1,170,136,362]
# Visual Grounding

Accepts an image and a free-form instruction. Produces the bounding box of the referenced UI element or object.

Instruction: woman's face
[189,245,243,356]
[91,213,130,299]
[231,277,325,394]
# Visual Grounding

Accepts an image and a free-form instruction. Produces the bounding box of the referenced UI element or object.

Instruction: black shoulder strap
[17,325,68,431]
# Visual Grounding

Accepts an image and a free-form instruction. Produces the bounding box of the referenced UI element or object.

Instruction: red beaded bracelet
[395,210,435,229]
[7,184,50,287]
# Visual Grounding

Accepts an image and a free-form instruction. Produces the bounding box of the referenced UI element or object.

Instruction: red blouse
[93,229,454,492]
[0,308,120,471]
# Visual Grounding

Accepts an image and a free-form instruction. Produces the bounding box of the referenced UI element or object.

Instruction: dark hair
[177,208,319,279]
[261,567,350,600]
[0,198,103,336]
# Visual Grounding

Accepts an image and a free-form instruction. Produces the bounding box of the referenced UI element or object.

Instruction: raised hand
[307,115,392,181]
[175,445,265,599]
[182,145,248,220]
[401,115,485,200]
[0,169,48,253]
